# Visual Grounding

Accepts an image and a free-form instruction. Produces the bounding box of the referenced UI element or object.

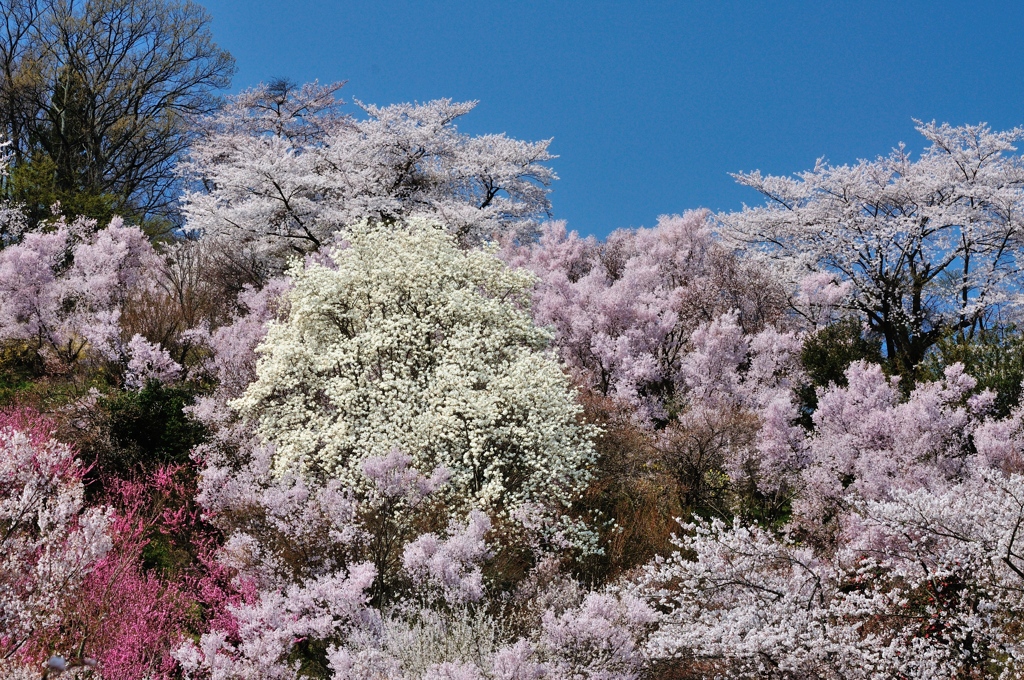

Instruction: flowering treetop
[232,219,596,521]
[720,122,1024,375]
[181,81,557,273]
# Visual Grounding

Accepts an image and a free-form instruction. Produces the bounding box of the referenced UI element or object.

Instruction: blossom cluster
[181,81,556,272]
[232,220,597,521]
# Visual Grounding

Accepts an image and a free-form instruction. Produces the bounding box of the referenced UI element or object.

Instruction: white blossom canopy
[181,81,556,273]
[233,219,595,517]
[719,122,1024,372]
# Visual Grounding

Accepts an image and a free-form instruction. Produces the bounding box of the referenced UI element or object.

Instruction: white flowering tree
[232,219,595,523]
[720,122,1024,376]
[0,412,112,670]
[632,471,1024,679]
[180,81,556,274]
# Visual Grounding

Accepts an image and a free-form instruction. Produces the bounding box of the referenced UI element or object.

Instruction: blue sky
[201,0,1024,238]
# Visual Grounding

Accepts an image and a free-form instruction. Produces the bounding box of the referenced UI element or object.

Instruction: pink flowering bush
[123,335,182,390]
[509,214,802,563]
[178,430,658,680]
[794,361,991,544]
[185,277,292,429]
[176,442,467,678]
[56,519,189,679]
[0,217,162,369]
[562,308,807,576]
[508,212,786,424]
[539,591,657,680]
[403,510,491,606]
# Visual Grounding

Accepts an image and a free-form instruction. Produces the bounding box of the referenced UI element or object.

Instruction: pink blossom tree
[185,276,292,429]
[509,211,786,423]
[0,215,165,371]
[180,436,656,680]
[123,334,182,390]
[794,361,991,542]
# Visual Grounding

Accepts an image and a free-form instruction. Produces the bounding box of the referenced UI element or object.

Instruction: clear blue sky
[200,0,1024,239]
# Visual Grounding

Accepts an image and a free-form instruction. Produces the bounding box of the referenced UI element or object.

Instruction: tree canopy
[720,122,1024,381]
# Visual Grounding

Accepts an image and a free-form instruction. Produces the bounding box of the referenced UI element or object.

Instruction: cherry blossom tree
[633,517,860,679]
[0,410,112,670]
[505,213,809,561]
[0,214,163,368]
[123,334,182,390]
[175,440,378,679]
[631,470,1024,679]
[509,212,787,422]
[794,361,992,543]
[180,431,496,679]
[186,276,292,428]
[720,122,1024,378]
[180,81,556,274]
[617,344,1024,678]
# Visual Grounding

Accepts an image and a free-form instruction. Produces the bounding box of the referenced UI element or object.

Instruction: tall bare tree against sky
[0,0,234,233]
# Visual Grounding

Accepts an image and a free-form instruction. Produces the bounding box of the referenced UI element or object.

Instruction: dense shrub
[103,382,207,475]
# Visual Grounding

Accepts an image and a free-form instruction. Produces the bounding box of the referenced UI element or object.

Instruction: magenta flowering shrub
[8,460,231,680]
[63,525,188,679]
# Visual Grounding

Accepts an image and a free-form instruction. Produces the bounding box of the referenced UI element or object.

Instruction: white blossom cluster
[631,468,1024,679]
[181,82,556,273]
[233,219,596,519]
[719,122,1024,368]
